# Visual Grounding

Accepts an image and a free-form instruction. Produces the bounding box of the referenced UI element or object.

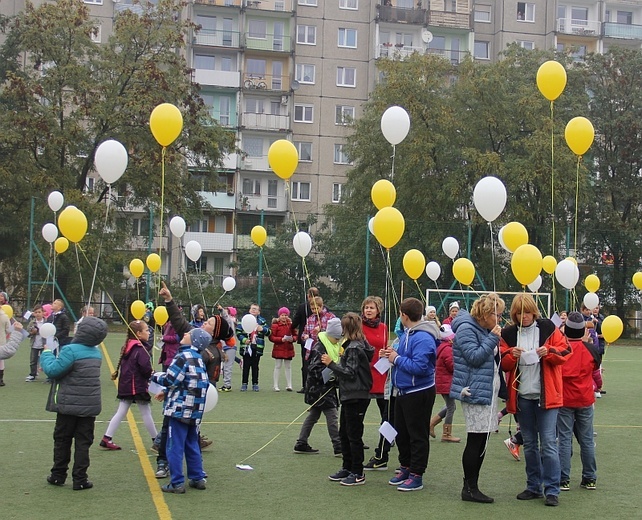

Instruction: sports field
[1,334,641,520]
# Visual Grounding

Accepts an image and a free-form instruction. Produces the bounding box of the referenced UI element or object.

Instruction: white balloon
[184,240,202,262]
[241,313,257,334]
[203,383,219,413]
[442,237,459,260]
[169,216,186,238]
[498,226,509,252]
[47,191,64,212]
[94,139,128,184]
[425,261,441,281]
[42,223,58,243]
[222,276,236,292]
[555,259,580,290]
[368,217,375,235]
[39,322,56,339]
[293,231,312,258]
[528,275,542,293]
[381,106,410,145]
[583,292,600,310]
[473,176,507,223]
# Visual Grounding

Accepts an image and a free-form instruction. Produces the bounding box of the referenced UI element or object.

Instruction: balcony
[428,9,471,30]
[199,191,237,211]
[195,0,242,6]
[377,43,424,59]
[240,156,269,171]
[557,18,600,36]
[193,29,241,48]
[243,0,294,12]
[124,236,169,252]
[237,234,277,248]
[238,193,287,212]
[241,112,290,131]
[243,33,292,52]
[193,69,240,88]
[242,72,291,91]
[377,5,427,25]
[425,47,468,64]
[183,231,234,253]
[603,22,642,40]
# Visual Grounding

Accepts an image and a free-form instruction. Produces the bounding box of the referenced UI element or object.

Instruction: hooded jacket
[269,317,297,359]
[449,310,499,405]
[500,319,572,413]
[304,333,340,409]
[41,317,107,417]
[327,338,375,402]
[561,338,600,408]
[117,338,154,399]
[391,321,437,395]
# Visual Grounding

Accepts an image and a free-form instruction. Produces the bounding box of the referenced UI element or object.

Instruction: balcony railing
[243,0,294,12]
[242,72,290,91]
[428,9,471,30]
[193,69,240,88]
[195,0,242,7]
[183,231,234,253]
[193,29,241,48]
[237,193,287,212]
[237,235,277,248]
[603,22,642,40]
[199,191,237,211]
[425,47,468,64]
[377,43,424,59]
[243,33,292,52]
[377,5,427,25]
[241,156,269,170]
[124,236,169,252]
[241,112,290,131]
[556,18,601,36]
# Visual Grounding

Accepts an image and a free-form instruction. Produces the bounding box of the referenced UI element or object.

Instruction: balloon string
[489,221,496,292]
[550,100,556,258]
[51,243,57,302]
[212,291,227,310]
[573,155,581,258]
[414,279,426,306]
[261,248,282,309]
[390,144,396,182]
[86,185,112,311]
[157,147,167,310]
[74,243,85,301]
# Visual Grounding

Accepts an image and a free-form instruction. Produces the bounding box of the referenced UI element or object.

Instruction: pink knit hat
[227,306,237,317]
[278,307,290,316]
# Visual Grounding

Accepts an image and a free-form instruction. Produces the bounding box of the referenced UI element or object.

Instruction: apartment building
[3,0,642,286]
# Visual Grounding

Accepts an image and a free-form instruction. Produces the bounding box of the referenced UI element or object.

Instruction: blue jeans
[557,406,597,482]
[167,418,206,487]
[517,397,560,496]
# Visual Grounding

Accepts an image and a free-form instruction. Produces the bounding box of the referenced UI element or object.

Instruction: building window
[219,96,231,125]
[474,4,491,23]
[246,58,266,76]
[571,7,588,26]
[86,177,95,191]
[474,40,490,60]
[91,25,102,43]
[336,67,356,87]
[338,28,357,48]
[617,11,633,25]
[245,98,265,114]
[298,0,317,5]
[132,218,151,237]
[335,105,355,125]
[194,54,215,70]
[518,40,535,50]
[243,178,261,196]
[295,141,312,162]
[296,64,316,84]
[517,2,535,22]
[294,104,314,123]
[267,179,278,208]
[291,181,311,201]
[248,20,267,39]
[297,25,316,45]
[339,0,357,9]
[243,137,263,157]
[84,0,103,4]
[189,219,209,233]
[196,15,217,31]
[334,144,351,164]
[332,183,343,203]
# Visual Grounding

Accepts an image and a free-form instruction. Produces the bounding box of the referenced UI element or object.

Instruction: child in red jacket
[430,324,461,442]
[269,307,297,391]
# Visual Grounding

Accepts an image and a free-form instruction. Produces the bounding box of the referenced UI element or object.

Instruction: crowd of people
[0,285,605,503]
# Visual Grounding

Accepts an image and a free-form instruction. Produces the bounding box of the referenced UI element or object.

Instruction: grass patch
[1,335,641,519]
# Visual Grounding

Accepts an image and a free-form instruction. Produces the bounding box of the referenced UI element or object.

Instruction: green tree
[0,0,233,301]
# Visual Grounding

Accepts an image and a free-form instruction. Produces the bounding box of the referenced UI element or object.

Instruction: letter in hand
[320,353,332,366]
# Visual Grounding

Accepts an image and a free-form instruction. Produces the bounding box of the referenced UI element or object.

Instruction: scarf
[362,316,381,329]
[318,332,342,362]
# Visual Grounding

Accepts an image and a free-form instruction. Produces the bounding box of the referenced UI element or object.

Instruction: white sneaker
[25,375,36,382]
[594,391,601,398]
[274,387,280,392]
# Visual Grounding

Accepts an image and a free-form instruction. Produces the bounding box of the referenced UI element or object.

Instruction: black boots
[0,369,4,386]
[462,478,494,503]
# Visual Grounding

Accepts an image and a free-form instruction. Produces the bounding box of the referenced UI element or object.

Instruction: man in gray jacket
[41,317,107,491]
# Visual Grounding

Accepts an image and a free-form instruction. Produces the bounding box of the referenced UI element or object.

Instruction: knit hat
[449,301,460,310]
[227,306,237,317]
[439,324,455,341]
[73,317,108,347]
[426,305,436,314]
[564,311,585,339]
[189,328,213,351]
[278,307,290,316]
[325,318,343,339]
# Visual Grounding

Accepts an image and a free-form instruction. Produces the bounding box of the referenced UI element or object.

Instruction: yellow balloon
[372,207,405,249]
[511,244,543,286]
[584,274,600,293]
[268,139,298,179]
[566,256,578,265]
[371,179,396,210]
[502,222,529,253]
[536,60,567,101]
[453,258,475,286]
[602,315,623,343]
[129,258,144,278]
[403,249,426,280]
[146,253,162,273]
[633,272,642,290]
[251,225,267,247]
[54,237,69,254]
[154,306,169,327]
[58,206,87,243]
[565,117,594,156]
[150,103,183,147]
[542,255,557,275]
[131,300,146,320]
[1,304,13,320]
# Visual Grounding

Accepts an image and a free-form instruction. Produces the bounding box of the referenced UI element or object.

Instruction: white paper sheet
[550,312,562,328]
[321,367,333,384]
[374,357,391,374]
[520,348,540,365]
[304,338,314,351]
[379,421,398,444]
